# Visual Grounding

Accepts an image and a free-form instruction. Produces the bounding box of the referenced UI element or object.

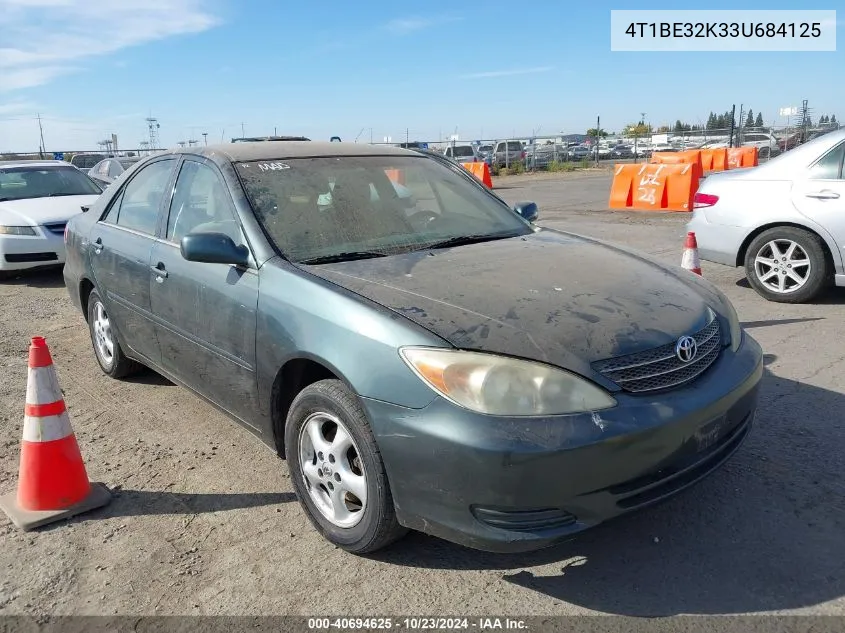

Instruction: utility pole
[202,132,208,146]
[737,103,744,146]
[37,113,46,157]
[241,122,245,138]
[406,128,409,145]
[728,104,736,147]
[595,115,600,164]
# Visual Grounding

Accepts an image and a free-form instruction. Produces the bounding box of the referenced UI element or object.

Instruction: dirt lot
[2,172,845,618]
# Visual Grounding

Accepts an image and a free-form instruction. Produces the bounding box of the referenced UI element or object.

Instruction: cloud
[0,0,221,92]
[385,15,462,34]
[459,66,554,80]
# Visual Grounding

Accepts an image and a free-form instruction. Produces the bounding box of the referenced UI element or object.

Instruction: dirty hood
[299,229,719,371]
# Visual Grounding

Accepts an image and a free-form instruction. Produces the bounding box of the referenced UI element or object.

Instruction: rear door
[89,156,179,366]
[792,140,845,265]
[148,157,261,426]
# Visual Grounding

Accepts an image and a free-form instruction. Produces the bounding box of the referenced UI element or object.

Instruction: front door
[791,139,845,266]
[89,157,179,366]
[148,158,261,426]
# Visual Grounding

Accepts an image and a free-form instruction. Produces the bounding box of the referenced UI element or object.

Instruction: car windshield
[0,166,101,201]
[236,155,532,263]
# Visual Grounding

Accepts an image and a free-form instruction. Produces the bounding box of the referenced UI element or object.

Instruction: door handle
[151,263,168,280]
[93,237,103,254]
[805,190,841,200]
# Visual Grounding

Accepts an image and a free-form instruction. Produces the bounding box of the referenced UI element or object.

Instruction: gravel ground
[1,172,844,619]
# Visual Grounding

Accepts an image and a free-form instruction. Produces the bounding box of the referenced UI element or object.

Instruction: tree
[623,122,652,138]
[831,114,838,126]
[706,112,717,129]
[755,112,763,127]
[586,128,608,138]
[820,115,829,125]
[745,109,755,127]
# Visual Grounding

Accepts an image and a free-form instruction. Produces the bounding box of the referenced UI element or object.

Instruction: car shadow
[1,267,65,288]
[735,278,845,303]
[741,317,824,329]
[46,490,297,527]
[123,371,175,387]
[373,357,845,615]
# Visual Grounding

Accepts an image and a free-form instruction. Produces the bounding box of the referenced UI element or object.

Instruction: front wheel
[285,379,407,554]
[744,227,831,303]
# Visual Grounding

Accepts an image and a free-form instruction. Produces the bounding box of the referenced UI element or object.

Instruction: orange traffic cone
[0,337,110,531]
[681,231,702,276]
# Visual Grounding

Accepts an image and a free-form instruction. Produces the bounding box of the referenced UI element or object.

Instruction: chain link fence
[3,123,841,174]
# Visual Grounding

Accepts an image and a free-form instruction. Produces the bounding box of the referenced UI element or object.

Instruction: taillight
[693,192,719,208]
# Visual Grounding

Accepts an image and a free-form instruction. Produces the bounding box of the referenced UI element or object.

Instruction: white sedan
[687,129,845,303]
[0,160,102,278]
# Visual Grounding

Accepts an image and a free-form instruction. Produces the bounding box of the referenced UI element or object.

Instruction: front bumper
[0,228,66,272]
[364,332,763,553]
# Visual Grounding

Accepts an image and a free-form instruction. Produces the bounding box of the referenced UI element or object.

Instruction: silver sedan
[687,129,845,303]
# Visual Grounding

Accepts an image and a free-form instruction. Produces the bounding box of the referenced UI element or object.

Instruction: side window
[112,159,176,234]
[809,142,845,180]
[166,161,243,244]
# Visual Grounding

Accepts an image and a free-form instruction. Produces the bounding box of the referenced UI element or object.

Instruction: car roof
[0,160,73,169]
[172,141,417,163]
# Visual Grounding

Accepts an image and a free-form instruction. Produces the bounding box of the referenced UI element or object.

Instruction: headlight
[400,347,616,416]
[0,225,36,236]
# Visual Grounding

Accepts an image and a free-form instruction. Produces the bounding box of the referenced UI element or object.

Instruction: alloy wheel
[92,301,115,366]
[753,239,811,294]
[298,412,367,528]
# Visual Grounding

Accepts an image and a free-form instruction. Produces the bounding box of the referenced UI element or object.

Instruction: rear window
[507,142,522,151]
[451,146,474,157]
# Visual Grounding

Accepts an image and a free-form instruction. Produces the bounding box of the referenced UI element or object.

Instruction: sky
[0,0,842,152]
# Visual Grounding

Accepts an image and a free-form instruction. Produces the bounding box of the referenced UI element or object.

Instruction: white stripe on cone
[25,365,63,406]
[682,248,702,272]
[22,412,74,443]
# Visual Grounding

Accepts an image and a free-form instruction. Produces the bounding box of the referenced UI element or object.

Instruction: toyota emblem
[675,336,698,363]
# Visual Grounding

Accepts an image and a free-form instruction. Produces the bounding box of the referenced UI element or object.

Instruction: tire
[744,226,831,303]
[285,379,407,554]
[86,288,142,378]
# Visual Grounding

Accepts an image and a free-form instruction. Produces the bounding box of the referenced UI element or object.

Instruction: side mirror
[514,201,539,222]
[180,232,250,266]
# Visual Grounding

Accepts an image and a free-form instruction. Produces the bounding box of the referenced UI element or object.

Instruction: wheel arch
[736,222,837,272]
[79,276,95,322]
[270,354,360,458]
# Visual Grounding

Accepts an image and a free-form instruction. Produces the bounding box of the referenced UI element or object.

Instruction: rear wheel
[87,288,142,378]
[744,227,831,303]
[285,379,407,554]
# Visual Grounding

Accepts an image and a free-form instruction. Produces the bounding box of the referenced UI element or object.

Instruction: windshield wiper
[47,192,84,197]
[421,233,520,251]
[298,251,389,265]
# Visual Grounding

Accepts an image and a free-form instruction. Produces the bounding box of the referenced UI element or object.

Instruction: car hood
[297,229,720,372]
[0,195,100,226]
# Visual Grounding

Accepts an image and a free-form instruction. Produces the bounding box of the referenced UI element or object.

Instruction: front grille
[472,507,577,532]
[42,222,67,236]
[5,252,58,263]
[592,314,722,393]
